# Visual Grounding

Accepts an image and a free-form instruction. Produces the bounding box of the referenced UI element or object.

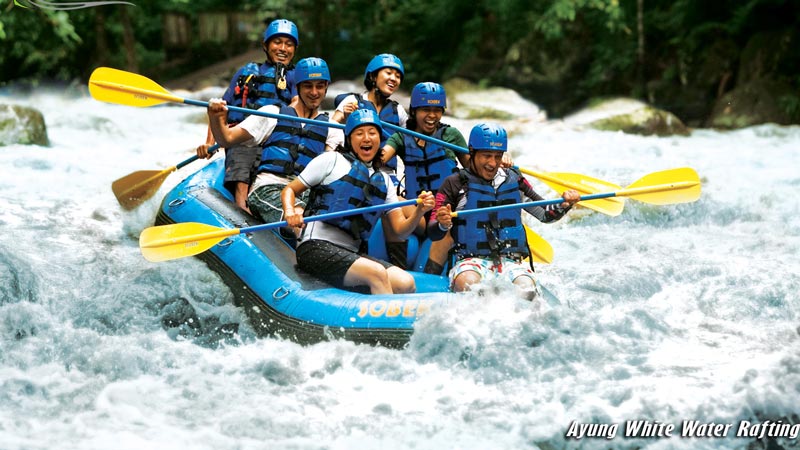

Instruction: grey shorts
[296,239,393,289]
[224,144,262,190]
[248,183,309,224]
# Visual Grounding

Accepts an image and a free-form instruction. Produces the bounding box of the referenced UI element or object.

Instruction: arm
[426,176,459,241]
[207,98,256,148]
[281,179,308,229]
[196,125,217,159]
[519,176,579,222]
[384,191,435,239]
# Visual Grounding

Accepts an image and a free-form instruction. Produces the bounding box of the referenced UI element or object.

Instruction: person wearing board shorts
[427,123,580,299]
[196,19,300,212]
[204,57,342,231]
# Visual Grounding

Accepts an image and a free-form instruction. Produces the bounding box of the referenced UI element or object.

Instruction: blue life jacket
[453,169,529,260]
[257,106,329,176]
[304,152,388,241]
[223,62,294,124]
[334,92,400,170]
[401,125,458,197]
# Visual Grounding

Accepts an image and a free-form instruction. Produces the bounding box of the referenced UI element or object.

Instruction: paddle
[524,225,554,264]
[378,120,625,216]
[112,144,221,210]
[89,67,346,130]
[140,198,421,262]
[88,67,618,208]
[452,168,701,218]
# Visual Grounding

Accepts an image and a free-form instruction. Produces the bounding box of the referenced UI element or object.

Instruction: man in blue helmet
[281,109,435,295]
[205,57,342,228]
[197,18,300,212]
[428,123,579,299]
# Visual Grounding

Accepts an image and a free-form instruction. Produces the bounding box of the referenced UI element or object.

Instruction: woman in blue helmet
[332,53,408,175]
[281,109,435,295]
[197,19,300,212]
[428,123,579,298]
[206,57,342,228]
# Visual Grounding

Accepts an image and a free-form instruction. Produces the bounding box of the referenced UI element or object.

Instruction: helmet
[345,109,383,137]
[263,19,299,46]
[294,57,330,85]
[364,53,404,79]
[468,123,507,151]
[410,82,446,109]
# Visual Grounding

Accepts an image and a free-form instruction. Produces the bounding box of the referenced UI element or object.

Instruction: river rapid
[1,87,799,450]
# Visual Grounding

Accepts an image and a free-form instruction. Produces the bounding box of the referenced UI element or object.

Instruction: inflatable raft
[154,157,556,347]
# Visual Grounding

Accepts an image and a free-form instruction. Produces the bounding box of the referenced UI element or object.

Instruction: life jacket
[223,62,294,124]
[334,92,400,169]
[304,152,388,241]
[257,106,329,176]
[401,124,458,197]
[452,168,529,260]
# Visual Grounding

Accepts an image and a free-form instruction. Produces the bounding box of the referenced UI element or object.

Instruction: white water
[1,88,799,450]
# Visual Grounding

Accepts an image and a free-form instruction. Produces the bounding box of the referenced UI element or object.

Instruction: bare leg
[234,181,251,214]
[452,270,482,293]
[343,257,394,294]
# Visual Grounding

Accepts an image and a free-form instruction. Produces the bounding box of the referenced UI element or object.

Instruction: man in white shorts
[427,123,580,299]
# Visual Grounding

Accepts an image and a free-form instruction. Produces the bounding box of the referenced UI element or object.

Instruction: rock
[0,104,49,146]
[563,98,689,136]
[444,78,546,122]
[707,78,797,129]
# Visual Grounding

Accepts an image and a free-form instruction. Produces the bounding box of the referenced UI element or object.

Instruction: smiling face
[263,36,296,64]
[414,106,444,134]
[373,68,402,96]
[470,150,505,181]
[297,80,328,111]
[349,125,382,163]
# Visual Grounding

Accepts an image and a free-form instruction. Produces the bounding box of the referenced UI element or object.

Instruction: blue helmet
[263,19,299,46]
[468,123,508,152]
[345,109,383,137]
[364,53,404,79]
[294,57,330,85]
[411,82,446,109]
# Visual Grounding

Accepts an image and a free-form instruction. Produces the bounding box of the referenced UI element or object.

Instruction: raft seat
[367,219,419,267]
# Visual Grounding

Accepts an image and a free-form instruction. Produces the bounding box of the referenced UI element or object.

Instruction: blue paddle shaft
[455,193,615,217]
[183,98,346,130]
[239,198,419,234]
[175,143,220,170]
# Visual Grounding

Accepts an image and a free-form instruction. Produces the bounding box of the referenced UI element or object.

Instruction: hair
[363,72,376,91]
[337,125,385,171]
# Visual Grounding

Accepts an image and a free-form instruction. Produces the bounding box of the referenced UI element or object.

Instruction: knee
[453,271,481,292]
[389,268,416,294]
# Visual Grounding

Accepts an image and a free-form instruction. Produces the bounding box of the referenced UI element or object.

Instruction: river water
[1,87,798,450]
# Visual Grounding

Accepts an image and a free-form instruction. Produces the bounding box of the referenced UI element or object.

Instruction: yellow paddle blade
[519,168,624,216]
[139,222,239,262]
[89,67,182,107]
[622,167,702,205]
[112,167,176,210]
[523,226,554,264]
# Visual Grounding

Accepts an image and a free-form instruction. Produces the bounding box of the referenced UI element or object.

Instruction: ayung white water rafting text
[565,419,799,440]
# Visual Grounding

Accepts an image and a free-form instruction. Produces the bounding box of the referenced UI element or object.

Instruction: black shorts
[295,239,393,289]
[223,144,262,191]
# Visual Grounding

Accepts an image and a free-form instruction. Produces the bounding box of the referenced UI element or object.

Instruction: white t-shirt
[297,151,400,251]
[335,92,408,128]
[240,105,345,190]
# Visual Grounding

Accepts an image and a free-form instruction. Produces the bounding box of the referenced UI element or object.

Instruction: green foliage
[0,0,797,124]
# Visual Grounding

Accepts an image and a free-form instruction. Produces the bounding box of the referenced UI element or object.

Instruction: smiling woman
[281,109,435,295]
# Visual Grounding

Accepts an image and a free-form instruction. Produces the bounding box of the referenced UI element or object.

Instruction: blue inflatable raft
[154,157,461,347]
[155,157,557,347]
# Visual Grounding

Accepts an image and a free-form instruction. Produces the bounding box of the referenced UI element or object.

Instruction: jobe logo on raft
[357,299,433,318]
